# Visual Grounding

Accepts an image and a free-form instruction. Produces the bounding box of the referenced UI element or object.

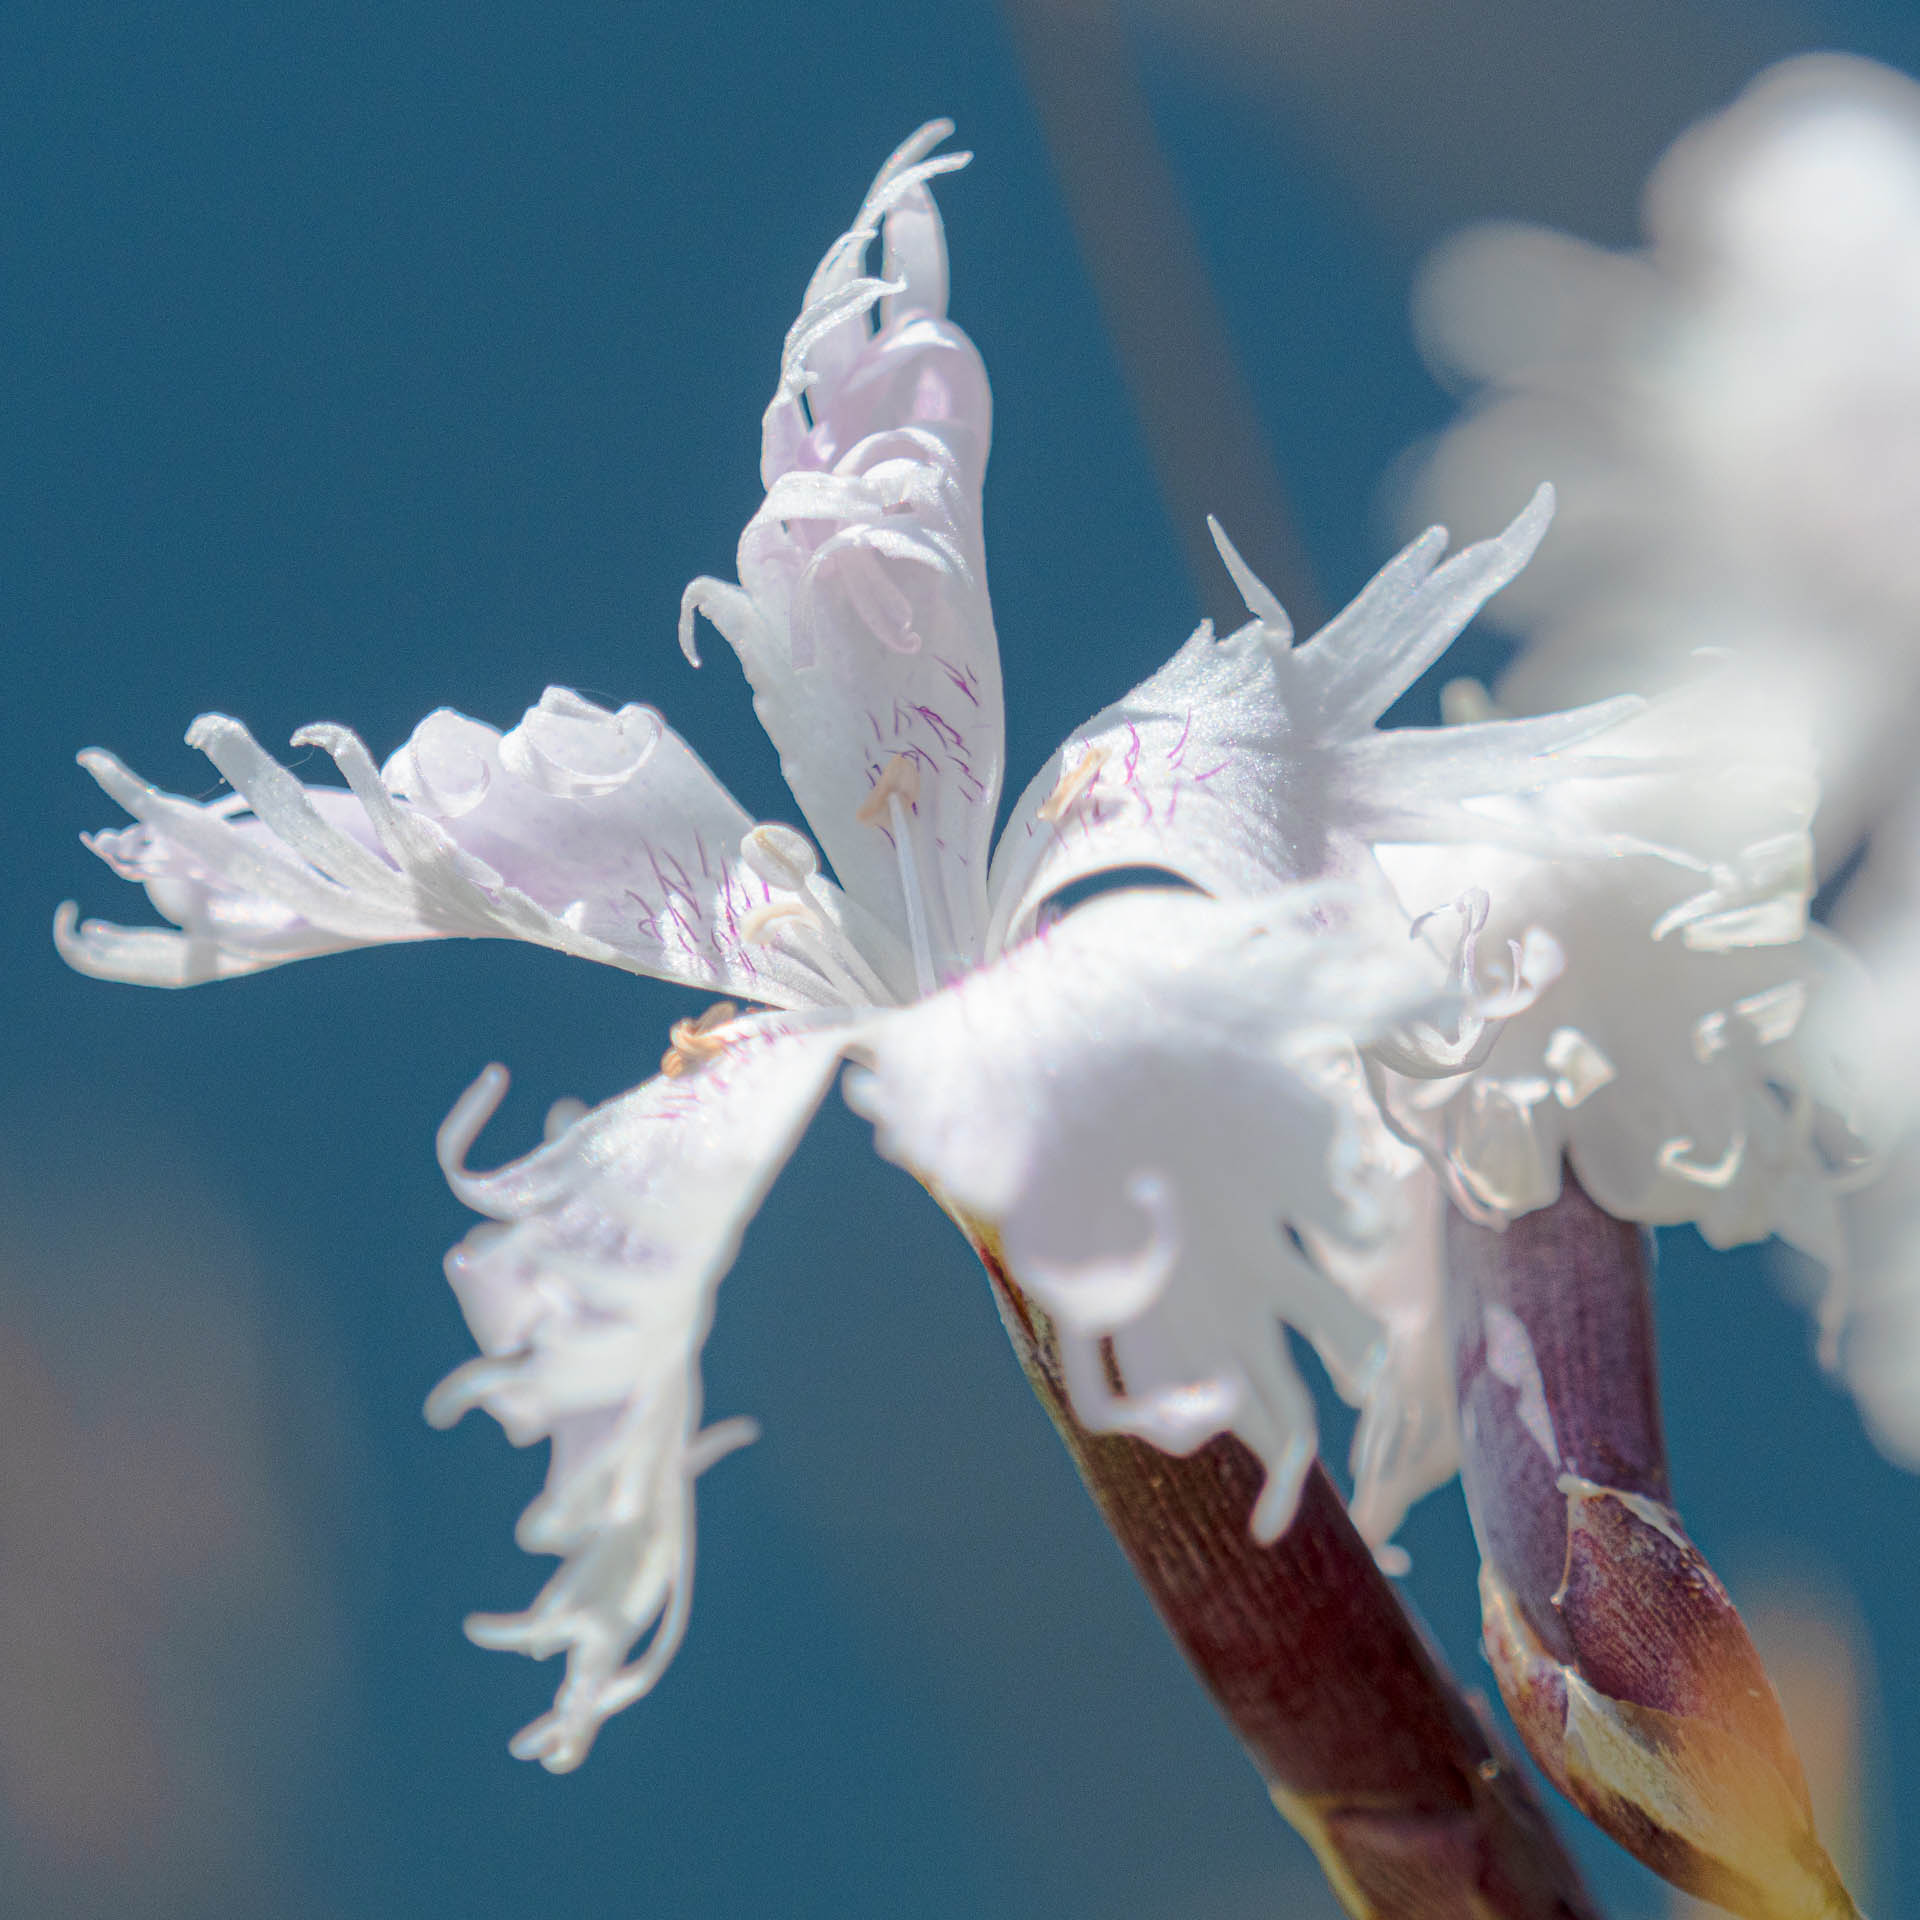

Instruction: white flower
[60,125,1684,1767]
[1407,53,1920,857]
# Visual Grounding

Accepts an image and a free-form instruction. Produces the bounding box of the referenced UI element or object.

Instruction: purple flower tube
[1446,1169,1859,1918]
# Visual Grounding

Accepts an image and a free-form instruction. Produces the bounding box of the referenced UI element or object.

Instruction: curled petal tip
[436,1064,512,1190]
[676,589,704,668]
[183,711,238,752]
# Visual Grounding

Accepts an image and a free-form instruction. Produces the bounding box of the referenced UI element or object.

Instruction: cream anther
[1440,677,1499,726]
[660,1001,740,1079]
[739,898,894,1007]
[741,823,818,891]
[740,899,815,946]
[855,753,922,826]
[1037,746,1108,824]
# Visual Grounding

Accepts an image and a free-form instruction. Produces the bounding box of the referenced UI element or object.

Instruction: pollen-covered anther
[1037,746,1108,824]
[855,752,922,827]
[660,1001,741,1079]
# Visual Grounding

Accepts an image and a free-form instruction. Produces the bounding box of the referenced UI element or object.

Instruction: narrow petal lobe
[426,1012,853,1770]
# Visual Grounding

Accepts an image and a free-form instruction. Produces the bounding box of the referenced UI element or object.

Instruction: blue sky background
[6,4,1920,1915]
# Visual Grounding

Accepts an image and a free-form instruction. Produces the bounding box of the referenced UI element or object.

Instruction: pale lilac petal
[424,1011,855,1770]
[848,885,1445,1541]
[681,126,1003,976]
[59,693,846,1006]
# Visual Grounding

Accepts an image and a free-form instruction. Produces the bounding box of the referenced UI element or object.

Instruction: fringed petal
[681,125,1004,976]
[1371,678,1880,1273]
[985,488,1649,951]
[849,884,1447,1542]
[426,1012,853,1770]
[1307,1165,1461,1559]
[60,693,844,1006]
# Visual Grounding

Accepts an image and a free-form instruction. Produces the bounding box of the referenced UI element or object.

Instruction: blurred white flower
[1826,793,1920,1467]
[1407,53,1920,861]
[1403,52,1920,1487]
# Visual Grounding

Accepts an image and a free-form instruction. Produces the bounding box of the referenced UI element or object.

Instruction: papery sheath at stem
[1444,1170,1860,1919]
[968,1232,1600,1920]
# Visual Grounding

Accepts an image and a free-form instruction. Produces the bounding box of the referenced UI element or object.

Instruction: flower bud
[1446,1170,1860,1919]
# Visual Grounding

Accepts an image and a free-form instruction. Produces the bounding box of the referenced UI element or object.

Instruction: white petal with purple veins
[849,885,1446,1541]
[60,693,848,1006]
[681,125,1002,975]
[985,489,1640,950]
[426,1011,855,1771]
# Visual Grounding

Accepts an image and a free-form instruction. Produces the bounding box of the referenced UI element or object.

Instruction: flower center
[737,822,896,1007]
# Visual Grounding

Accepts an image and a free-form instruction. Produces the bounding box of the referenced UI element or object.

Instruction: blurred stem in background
[1001,0,1325,635]
[975,1231,1601,1920]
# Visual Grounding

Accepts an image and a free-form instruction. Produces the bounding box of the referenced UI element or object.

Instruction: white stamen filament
[888,792,937,998]
[930,829,973,981]
[857,754,940,997]
[741,898,892,1006]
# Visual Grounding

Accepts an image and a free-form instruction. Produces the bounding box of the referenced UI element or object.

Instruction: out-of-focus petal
[59,693,841,1006]
[1306,1164,1459,1558]
[681,125,1003,975]
[1409,54,1920,859]
[424,1011,855,1771]
[985,488,1640,950]
[1828,801,1920,1464]
[850,884,1444,1542]
[1372,678,1878,1289]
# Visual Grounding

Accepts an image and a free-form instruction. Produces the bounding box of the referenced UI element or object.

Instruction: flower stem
[1445,1169,1862,1919]
[973,1236,1602,1919]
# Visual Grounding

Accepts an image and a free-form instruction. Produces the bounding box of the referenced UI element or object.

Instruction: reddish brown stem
[977,1240,1600,1919]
